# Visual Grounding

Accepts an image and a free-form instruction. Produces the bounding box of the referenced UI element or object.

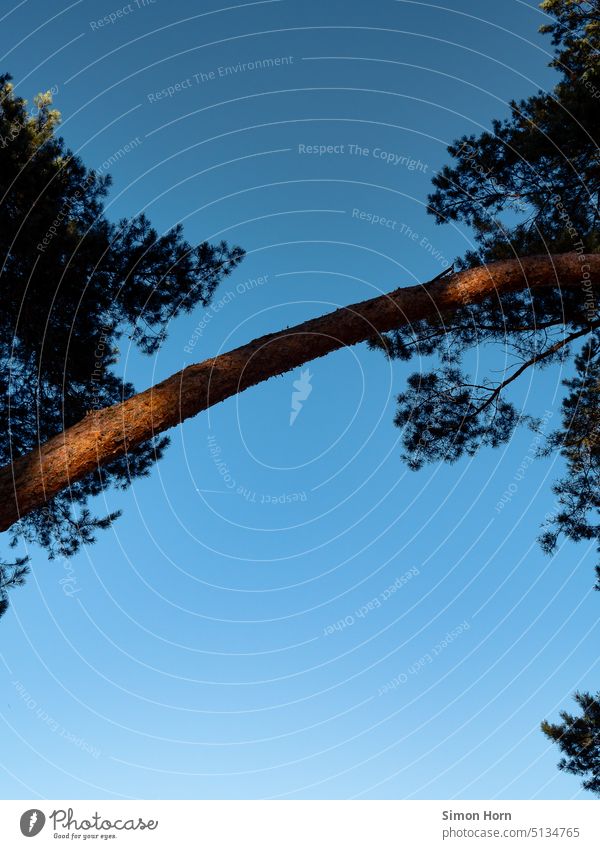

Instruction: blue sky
[1,0,598,800]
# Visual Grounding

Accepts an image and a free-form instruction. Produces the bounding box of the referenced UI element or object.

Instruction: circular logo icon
[19,809,46,837]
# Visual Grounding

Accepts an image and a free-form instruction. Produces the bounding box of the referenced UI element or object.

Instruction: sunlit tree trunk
[0,252,597,532]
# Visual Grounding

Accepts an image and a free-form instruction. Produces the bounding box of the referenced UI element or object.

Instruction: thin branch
[466,320,600,420]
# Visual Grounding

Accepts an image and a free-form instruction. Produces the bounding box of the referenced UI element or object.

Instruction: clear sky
[1,0,598,801]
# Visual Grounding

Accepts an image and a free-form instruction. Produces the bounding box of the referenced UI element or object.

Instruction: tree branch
[464,320,600,420]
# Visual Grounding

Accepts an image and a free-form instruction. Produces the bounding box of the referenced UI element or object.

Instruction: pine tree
[1,3,599,607]
[391,0,600,567]
[1,0,599,794]
[0,74,243,611]
[541,691,600,795]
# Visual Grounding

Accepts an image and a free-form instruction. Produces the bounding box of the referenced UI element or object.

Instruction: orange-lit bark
[0,252,597,532]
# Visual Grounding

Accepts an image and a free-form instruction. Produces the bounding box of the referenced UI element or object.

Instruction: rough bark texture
[0,252,598,532]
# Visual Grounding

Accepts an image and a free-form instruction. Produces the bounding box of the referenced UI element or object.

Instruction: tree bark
[0,252,598,532]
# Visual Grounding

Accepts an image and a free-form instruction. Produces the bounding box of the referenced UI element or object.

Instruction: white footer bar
[0,800,597,847]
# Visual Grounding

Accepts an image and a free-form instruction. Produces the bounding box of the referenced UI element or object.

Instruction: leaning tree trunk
[0,252,598,531]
